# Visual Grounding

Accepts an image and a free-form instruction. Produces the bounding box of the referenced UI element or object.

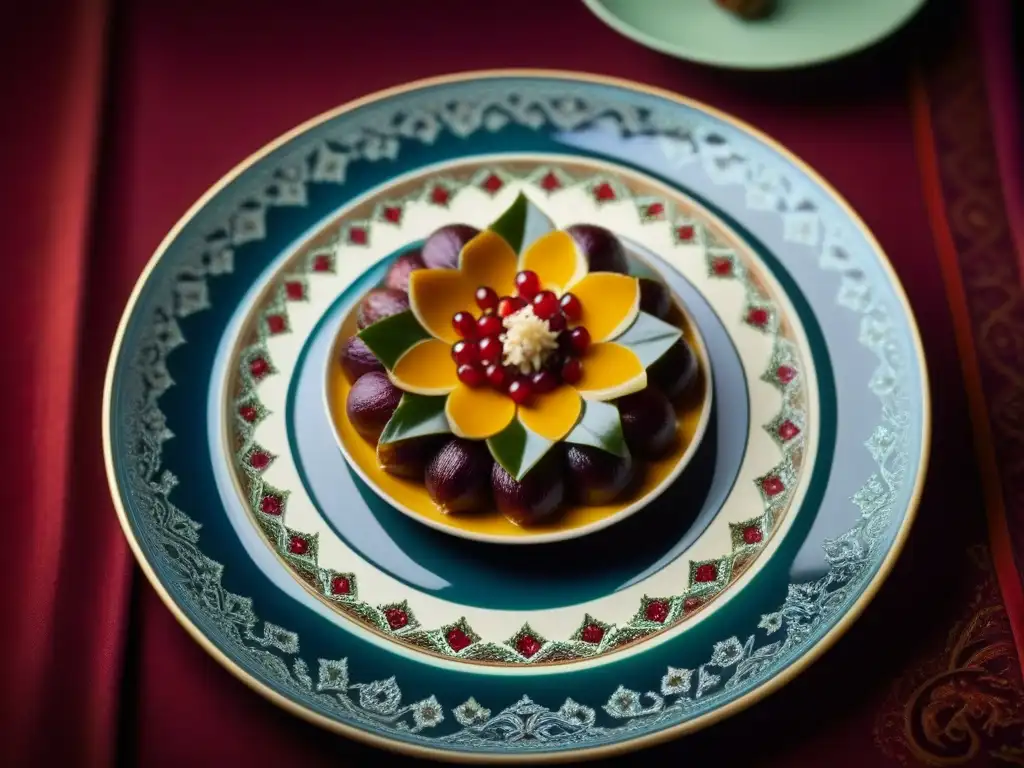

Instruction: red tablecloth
[4,0,1023,764]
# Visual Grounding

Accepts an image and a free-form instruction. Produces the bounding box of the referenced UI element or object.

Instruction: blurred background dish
[582,0,928,69]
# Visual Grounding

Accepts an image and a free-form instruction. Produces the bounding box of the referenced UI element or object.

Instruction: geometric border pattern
[230,167,809,665]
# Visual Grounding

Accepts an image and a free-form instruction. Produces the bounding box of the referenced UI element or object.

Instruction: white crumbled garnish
[500,306,560,374]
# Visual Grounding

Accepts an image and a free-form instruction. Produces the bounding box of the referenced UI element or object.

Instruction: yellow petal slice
[519,230,588,293]
[408,269,475,344]
[575,342,647,401]
[459,230,519,299]
[445,385,516,439]
[517,385,582,441]
[389,339,459,395]
[569,272,641,342]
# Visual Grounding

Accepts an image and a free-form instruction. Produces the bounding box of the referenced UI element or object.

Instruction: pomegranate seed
[531,369,558,393]
[451,340,478,366]
[385,608,408,630]
[330,575,351,595]
[581,624,604,644]
[497,296,524,318]
[559,293,582,321]
[508,379,532,404]
[515,270,540,299]
[569,327,591,354]
[477,314,502,338]
[457,364,485,388]
[531,290,559,319]
[547,312,566,332]
[452,311,477,339]
[288,536,309,555]
[561,357,582,384]
[260,496,282,515]
[475,286,498,312]
[743,526,763,544]
[478,336,502,366]
[485,363,507,389]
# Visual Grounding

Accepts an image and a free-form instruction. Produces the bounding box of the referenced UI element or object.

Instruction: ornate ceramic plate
[104,71,930,761]
[582,0,926,70]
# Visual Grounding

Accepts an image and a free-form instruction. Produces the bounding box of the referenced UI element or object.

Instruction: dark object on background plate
[714,0,776,21]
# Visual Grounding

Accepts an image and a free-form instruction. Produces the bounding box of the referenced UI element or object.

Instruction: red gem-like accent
[646,202,664,217]
[540,172,561,191]
[383,206,402,223]
[313,254,331,272]
[249,357,270,378]
[430,186,449,205]
[482,174,503,193]
[743,526,763,544]
[266,314,286,334]
[761,476,785,497]
[695,563,718,583]
[711,258,733,276]
[645,600,669,623]
[260,496,282,515]
[385,608,408,630]
[677,225,695,241]
[249,451,270,470]
[349,227,367,245]
[594,182,615,201]
[331,575,351,595]
[581,624,605,644]
[516,634,541,658]
[288,535,309,555]
[285,281,304,300]
[778,420,800,441]
[239,405,258,422]
[747,308,769,327]
[446,627,472,652]
[683,597,702,613]
[776,365,796,383]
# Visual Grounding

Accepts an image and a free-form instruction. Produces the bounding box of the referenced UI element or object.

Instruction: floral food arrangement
[338,195,699,527]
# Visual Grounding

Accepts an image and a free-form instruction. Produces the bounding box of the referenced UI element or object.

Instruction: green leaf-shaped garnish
[487,418,554,481]
[615,311,683,367]
[488,192,555,254]
[357,310,430,370]
[564,400,629,458]
[378,393,451,445]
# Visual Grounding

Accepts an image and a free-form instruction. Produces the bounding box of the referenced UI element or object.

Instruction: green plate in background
[582,0,927,70]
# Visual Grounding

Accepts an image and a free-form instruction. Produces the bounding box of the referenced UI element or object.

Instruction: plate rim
[580,0,928,71]
[102,68,931,763]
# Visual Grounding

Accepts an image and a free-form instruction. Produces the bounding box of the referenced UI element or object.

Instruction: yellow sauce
[328,309,708,538]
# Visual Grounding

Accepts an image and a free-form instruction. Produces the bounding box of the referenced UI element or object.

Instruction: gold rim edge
[102,68,932,764]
